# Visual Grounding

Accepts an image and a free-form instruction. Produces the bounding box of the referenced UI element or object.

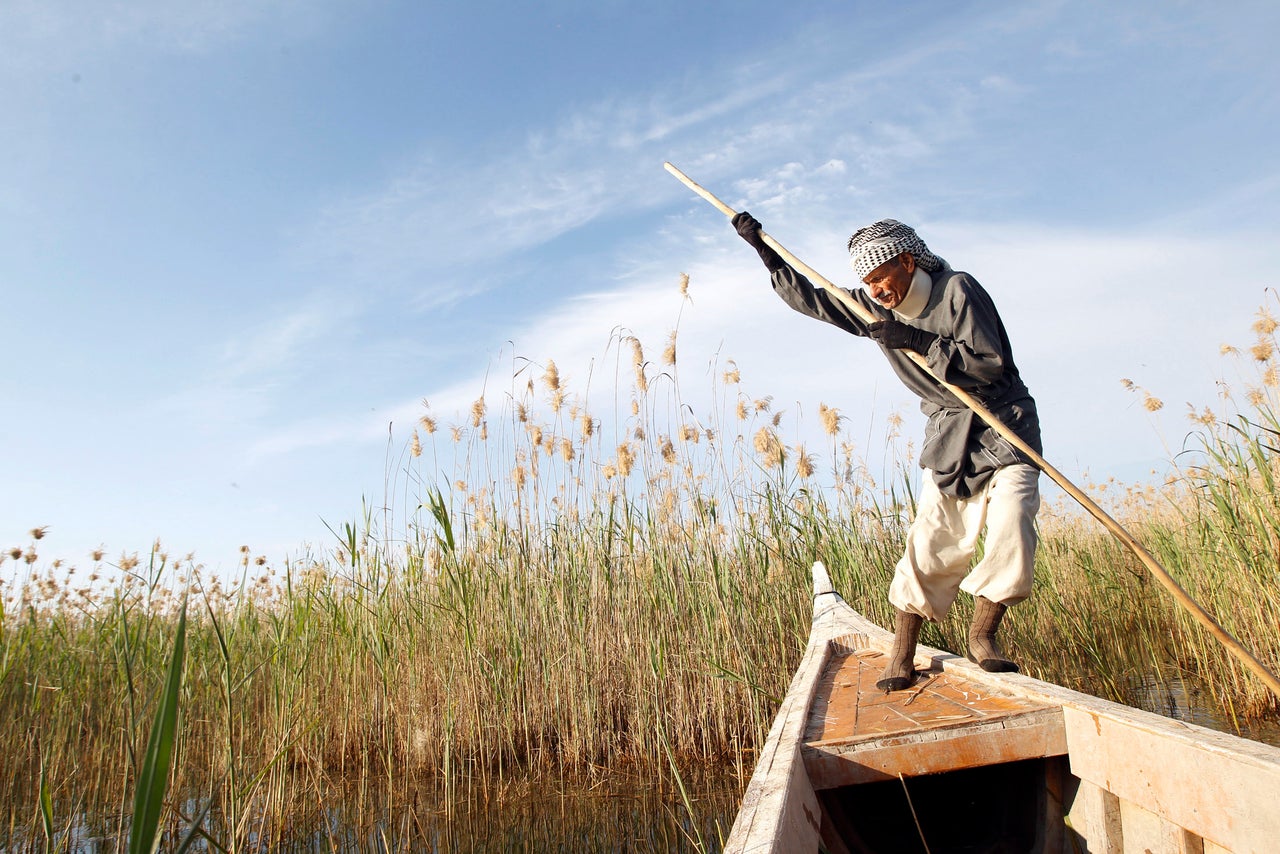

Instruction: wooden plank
[1063,780,1125,854]
[804,706,1067,789]
[800,644,1067,790]
[1063,705,1280,852]
[722,642,824,853]
[722,612,871,851]
[806,650,1055,747]
[1118,798,1207,854]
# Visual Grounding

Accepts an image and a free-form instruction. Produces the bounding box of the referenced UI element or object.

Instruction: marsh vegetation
[3,284,1278,851]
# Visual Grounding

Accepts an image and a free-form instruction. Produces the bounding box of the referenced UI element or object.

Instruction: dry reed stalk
[5,299,1280,848]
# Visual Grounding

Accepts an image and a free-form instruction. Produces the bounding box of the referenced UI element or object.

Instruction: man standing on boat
[732,213,1042,691]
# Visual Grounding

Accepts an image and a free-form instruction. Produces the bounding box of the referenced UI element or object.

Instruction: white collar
[893,267,933,320]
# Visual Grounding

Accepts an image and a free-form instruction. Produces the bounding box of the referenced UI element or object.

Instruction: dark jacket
[770,264,1041,497]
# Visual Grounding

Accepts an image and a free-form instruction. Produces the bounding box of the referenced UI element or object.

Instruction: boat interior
[805,636,1074,853]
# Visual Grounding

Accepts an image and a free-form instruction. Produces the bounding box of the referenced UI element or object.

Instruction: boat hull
[724,562,1280,853]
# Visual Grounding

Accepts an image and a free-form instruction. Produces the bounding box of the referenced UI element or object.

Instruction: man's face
[862,252,916,310]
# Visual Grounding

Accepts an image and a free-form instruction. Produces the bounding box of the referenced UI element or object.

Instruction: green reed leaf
[38,753,54,854]
[127,600,187,854]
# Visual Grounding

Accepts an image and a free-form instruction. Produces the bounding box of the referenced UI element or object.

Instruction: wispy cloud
[292,16,1029,307]
[1143,172,1280,233]
[153,291,361,428]
[217,294,353,381]
[0,0,335,73]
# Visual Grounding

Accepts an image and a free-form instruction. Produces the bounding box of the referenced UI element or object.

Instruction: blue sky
[4,0,1279,573]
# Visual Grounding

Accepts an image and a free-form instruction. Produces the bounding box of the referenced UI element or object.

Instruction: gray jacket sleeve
[769,266,881,336]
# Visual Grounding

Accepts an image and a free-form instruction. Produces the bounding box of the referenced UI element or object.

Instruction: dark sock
[968,596,1019,673]
[877,610,924,691]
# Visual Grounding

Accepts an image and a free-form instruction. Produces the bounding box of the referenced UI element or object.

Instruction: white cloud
[427,216,1280,499]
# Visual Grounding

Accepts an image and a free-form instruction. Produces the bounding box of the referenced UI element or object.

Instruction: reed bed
[2,283,1279,850]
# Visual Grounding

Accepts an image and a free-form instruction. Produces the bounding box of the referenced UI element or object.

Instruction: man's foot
[968,596,1019,673]
[877,609,924,691]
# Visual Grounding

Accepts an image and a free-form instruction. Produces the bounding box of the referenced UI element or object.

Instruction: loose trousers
[889,463,1041,622]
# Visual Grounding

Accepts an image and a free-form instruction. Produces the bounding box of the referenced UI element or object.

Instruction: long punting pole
[664,161,1280,702]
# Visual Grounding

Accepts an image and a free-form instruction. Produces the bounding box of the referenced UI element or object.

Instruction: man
[732,212,1042,691]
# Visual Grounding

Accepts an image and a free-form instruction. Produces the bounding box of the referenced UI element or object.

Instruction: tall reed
[1,283,1278,850]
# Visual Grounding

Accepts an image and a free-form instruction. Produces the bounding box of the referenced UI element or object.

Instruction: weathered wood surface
[802,646,1068,788]
[720,568,865,852]
[1061,705,1280,853]
[721,562,1280,854]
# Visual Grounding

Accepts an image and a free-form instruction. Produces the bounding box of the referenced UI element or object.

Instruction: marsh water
[23,770,745,853]
[1125,672,1280,745]
[17,681,1280,853]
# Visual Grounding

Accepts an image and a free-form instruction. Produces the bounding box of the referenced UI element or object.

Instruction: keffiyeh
[847,219,945,281]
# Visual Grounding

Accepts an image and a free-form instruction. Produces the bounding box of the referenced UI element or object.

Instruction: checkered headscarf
[847,219,945,281]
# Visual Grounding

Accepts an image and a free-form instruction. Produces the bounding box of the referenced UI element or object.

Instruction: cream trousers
[889,463,1041,622]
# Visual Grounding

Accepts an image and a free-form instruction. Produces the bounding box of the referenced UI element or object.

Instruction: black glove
[731,211,786,272]
[732,211,768,250]
[868,320,937,354]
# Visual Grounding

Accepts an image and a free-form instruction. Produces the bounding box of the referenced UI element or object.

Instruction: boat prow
[725,562,1280,853]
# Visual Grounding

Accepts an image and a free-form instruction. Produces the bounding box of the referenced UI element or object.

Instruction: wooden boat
[724,562,1280,853]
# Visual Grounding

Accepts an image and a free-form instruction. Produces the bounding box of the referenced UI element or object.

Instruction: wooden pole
[664,160,1280,702]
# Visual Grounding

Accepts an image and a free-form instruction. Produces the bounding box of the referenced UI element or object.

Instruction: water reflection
[17,770,745,853]
[1124,672,1280,746]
